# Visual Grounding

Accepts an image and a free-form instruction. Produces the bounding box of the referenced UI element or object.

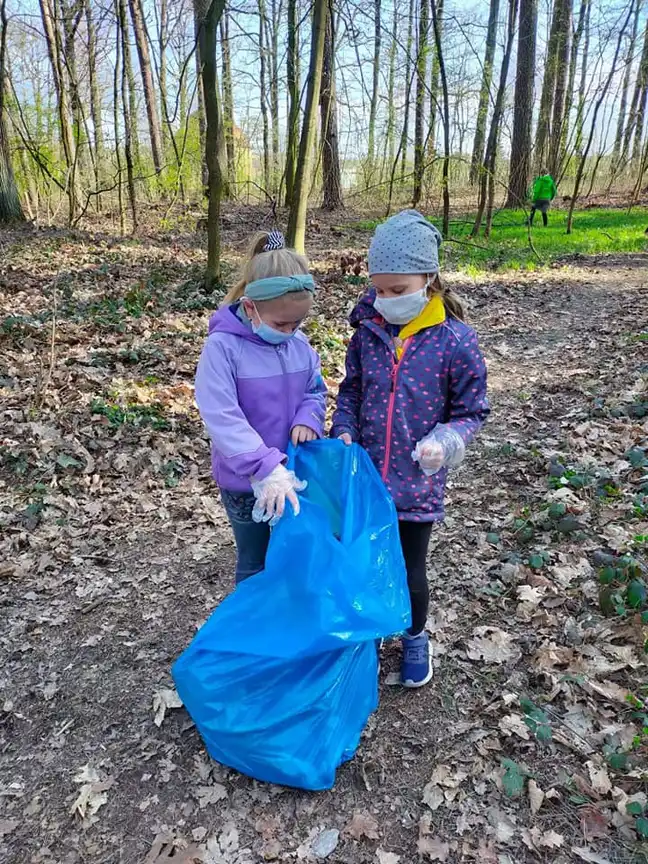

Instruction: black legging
[399,520,433,635]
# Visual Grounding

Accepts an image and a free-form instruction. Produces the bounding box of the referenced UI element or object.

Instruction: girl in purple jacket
[195,231,326,583]
[331,210,489,688]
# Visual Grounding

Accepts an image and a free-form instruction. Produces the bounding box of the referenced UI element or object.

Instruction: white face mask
[374,285,429,325]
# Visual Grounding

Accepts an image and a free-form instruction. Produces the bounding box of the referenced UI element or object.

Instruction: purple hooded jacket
[331,294,489,522]
[195,305,326,492]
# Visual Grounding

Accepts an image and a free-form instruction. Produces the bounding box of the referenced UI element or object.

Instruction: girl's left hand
[291,425,317,446]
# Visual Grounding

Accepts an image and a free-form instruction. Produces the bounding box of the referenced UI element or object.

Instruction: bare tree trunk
[366,0,381,184]
[426,0,443,166]
[129,0,164,174]
[575,0,590,154]
[268,0,280,193]
[320,0,342,209]
[548,0,571,176]
[613,0,641,166]
[568,4,634,232]
[412,0,429,206]
[195,12,207,192]
[469,0,499,185]
[257,0,271,191]
[59,0,86,177]
[473,0,519,236]
[506,0,537,207]
[399,0,415,183]
[534,0,562,170]
[622,18,648,164]
[39,0,79,220]
[159,0,169,152]
[195,0,227,283]
[384,1,398,178]
[560,0,589,168]
[118,0,137,229]
[285,0,300,205]
[85,0,103,203]
[0,0,24,222]
[112,3,125,234]
[286,0,327,252]
[220,11,236,190]
[633,21,648,162]
[430,0,449,235]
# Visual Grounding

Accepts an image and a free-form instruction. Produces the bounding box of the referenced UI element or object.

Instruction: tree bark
[472,0,519,236]
[366,0,381,183]
[158,0,169,152]
[285,0,300,205]
[384,0,398,177]
[430,0,449,235]
[195,0,227,283]
[506,0,537,208]
[412,0,429,206]
[112,2,125,234]
[632,19,648,162]
[0,0,24,222]
[286,0,327,253]
[320,0,342,209]
[469,0,499,185]
[129,0,164,174]
[268,0,280,193]
[220,11,236,191]
[548,0,571,176]
[574,0,590,154]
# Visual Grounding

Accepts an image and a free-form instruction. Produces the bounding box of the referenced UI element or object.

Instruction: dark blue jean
[220,489,271,584]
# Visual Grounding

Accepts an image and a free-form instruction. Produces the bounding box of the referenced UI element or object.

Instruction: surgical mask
[374,285,429,325]
[250,305,295,344]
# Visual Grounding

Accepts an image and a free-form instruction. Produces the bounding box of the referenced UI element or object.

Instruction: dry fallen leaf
[417,837,450,861]
[586,761,612,796]
[466,627,520,664]
[487,806,516,844]
[579,805,611,842]
[195,784,228,808]
[0,820,18,838]
[522,827,564,850]
[144,837,203,864]
[499,713,530,740]
[345,812,380,841]
[528,779,544,816]
[376,850,400,864]
[152,687,183,727]
[70,764,113,825]
[422,781,445,811]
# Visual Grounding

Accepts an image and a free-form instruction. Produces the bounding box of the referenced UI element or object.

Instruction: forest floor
[1,207,648,864]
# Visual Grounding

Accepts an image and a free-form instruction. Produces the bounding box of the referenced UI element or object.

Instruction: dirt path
[1,225,647,864]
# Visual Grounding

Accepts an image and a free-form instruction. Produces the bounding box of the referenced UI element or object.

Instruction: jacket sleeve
[446,330,489,445]
[291,346,327,436]
[330,331,362,440]
[195,336,285,481]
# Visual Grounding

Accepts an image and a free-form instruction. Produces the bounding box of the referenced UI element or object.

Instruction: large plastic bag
[172,440,410,790]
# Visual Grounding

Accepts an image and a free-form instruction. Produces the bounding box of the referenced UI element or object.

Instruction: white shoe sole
[401,660,434,689]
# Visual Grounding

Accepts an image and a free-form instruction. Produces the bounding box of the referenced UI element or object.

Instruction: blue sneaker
[401,632,433,688]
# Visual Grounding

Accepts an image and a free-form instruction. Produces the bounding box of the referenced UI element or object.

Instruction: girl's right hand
[338,433,352,446]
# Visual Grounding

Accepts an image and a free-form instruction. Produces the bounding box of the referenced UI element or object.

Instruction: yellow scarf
[394,294,446,359]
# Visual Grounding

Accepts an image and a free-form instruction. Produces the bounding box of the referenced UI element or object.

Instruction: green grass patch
[90,398,171,431]
[346,207,648,272]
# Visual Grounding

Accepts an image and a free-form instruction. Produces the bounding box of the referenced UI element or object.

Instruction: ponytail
[222,232,310,306]
[431,274,466,322]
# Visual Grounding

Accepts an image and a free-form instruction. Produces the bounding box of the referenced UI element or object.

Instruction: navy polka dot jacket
[331,293,489,522]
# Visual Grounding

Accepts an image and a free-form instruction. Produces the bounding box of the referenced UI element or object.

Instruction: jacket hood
[349,291,379,327]
[208,303,265,344]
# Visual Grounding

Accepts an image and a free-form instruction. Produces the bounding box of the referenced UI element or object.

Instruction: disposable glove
[411,424,465,477]
[250,464,307,526]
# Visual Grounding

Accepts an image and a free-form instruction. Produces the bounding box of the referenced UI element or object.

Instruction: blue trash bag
[172,440,410,790]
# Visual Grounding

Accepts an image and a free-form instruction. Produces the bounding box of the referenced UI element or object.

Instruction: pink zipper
[382,339,410,481]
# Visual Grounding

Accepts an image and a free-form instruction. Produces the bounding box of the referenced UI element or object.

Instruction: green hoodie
[531,174,557,201]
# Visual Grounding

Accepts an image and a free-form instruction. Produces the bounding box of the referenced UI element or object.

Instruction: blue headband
[244,274,315,301]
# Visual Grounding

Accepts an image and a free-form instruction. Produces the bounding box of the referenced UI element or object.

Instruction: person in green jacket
[528,170,557,227]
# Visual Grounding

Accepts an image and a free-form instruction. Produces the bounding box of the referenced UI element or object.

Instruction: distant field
[349,207,648,272]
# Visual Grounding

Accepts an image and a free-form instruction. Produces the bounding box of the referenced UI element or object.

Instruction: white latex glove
[250,464,307,525]
[412,424,466,477]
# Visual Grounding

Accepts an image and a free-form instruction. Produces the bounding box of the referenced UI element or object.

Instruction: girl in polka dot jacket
[331,210,489,688]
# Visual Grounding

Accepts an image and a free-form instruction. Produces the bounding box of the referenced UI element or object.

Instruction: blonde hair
[222,232,310,306]
[430,274,466,322]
